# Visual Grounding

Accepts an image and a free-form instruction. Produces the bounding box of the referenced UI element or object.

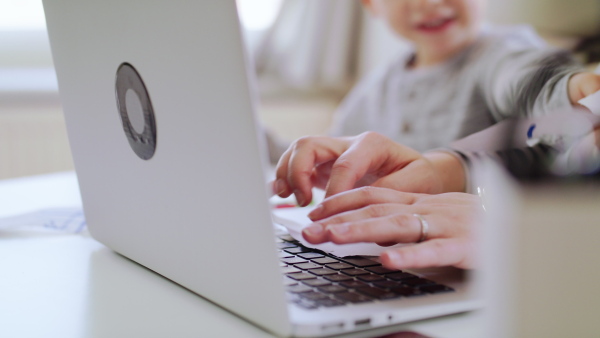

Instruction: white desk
[0,172,481,338]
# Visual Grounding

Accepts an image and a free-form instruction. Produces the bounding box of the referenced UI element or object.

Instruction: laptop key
[355,286,400,300]
[402,278,436,287]
[340,280,368,289]
[287,272,317,280]
[338,257,381,267]
[323,274,353,282]
[295,262,322,270]
[297,252,325,259]
[300,291,330,301]
[335,292,373,304]
[281,257,307,265]
[295,299,318,310]
[365,266,399,274]
[288,284,313,293]
[387,272,419,281]
[317,285,347,294]
[302,279,331,287]
[277,242,298,249]
[284,247,310,254]
[312,257,339,265]
[419,284,454,294]
[325,262,354,270]
[357,274,385,282]
[315,298,346,307]
[309,268,338,276]
[278,234,296,242]
[389,286,423,297]
[281,266,302,274]
[279,251,294,258]
[342,268,370,276]
[372,280,404,289]
[284,280,298,287]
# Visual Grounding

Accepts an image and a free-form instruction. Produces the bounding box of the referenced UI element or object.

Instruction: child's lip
[414,17,456,33]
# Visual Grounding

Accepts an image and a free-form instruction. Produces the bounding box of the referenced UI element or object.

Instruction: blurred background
[1,0,599,179]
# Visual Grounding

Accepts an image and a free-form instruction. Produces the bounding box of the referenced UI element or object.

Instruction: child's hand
[568,72,600,104]
[273,132,466,206]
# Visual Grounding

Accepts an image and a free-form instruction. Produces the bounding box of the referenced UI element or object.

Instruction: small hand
[273,132,466,206]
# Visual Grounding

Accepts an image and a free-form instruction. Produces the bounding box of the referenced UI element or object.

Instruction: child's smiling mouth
[415,17,457,33]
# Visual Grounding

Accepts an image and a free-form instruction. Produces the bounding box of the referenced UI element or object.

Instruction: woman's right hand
[302,187,482,270]
[273,132,466,206]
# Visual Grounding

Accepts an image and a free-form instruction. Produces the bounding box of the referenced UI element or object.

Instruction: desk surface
[0,172,481,338]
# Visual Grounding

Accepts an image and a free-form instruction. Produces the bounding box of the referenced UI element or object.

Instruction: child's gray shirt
[327,25,584,153]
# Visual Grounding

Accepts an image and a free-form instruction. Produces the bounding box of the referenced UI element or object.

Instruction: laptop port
[354,318,371,328]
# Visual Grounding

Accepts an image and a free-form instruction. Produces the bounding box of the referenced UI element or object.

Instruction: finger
[325,133,382,197]
[287,137,348,206]
[302,222,328,244]
[274,147,295,198]
[308,186,420,221]
[325,132,421,197]
[322,212,423,245]
[310,161,334,191]
[380,238,473,270]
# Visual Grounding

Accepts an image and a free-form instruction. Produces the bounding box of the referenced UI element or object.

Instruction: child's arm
[481,48,583,120]
[568,72,600,104]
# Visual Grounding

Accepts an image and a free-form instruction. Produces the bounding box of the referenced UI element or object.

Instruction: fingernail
[275,179,287,195]
[307,204,323,220]
[294,190,305,206]
[329,224,349,236]
[303,223,323,236]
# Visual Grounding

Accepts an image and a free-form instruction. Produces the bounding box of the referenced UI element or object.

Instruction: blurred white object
[476,158,600,337]
[578,90,600,116]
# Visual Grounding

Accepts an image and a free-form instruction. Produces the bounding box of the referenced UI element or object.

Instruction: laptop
[42,1,479,336]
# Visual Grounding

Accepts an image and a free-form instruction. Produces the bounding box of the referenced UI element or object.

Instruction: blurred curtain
[255,0,363,93]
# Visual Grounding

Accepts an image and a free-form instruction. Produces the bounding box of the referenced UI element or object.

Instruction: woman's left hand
[303,187,483,270]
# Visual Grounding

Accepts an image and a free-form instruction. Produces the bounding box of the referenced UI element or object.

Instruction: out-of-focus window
[0,0,46,31]
[237,0,282,32]
[0,0,283,32]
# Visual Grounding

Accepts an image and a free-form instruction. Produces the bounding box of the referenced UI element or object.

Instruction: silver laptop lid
[43,1,290,335]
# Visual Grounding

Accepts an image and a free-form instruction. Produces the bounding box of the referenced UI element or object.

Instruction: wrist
[424,151,467,193]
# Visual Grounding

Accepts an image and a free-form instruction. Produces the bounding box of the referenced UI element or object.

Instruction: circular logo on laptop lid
[115,63,157,160]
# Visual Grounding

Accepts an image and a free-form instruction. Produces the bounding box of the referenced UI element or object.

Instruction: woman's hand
[302,187,482,269]
[273,132,466,206]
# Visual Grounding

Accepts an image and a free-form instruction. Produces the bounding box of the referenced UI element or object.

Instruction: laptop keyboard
[277,234,454,310]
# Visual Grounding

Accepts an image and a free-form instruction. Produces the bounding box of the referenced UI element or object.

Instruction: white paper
[579,90,600,116]
[272,207,405,257]
[0,207,87,234]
